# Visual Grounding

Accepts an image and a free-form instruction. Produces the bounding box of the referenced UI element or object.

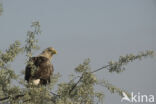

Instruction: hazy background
[0,0,156,104]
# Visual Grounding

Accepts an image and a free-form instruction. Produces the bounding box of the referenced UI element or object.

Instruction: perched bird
[25,47,57,85]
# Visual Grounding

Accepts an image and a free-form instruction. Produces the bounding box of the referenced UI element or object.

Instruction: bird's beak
[53,49,57,54]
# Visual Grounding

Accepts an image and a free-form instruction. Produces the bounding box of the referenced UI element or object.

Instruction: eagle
[25,47,57,85]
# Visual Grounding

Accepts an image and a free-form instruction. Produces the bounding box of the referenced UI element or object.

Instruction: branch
[0,96,9,101]
[0,94,24,101]
[50,91,60,97]
[69,73,84,94]
[69,64,109,94]
[97,79,131,98]
[69,50,154,94]
[91,65,110,73]
[0,91,58,102]
[23,99,32,103]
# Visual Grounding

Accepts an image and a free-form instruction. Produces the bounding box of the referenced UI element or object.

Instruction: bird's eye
[48,49,51,52]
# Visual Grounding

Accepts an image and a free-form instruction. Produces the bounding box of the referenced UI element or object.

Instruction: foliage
[0,3,3,16]
[0,22,155,104]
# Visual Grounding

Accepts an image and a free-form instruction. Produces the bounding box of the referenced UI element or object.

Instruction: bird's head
[41,47,57,59]
[45,47,57,55]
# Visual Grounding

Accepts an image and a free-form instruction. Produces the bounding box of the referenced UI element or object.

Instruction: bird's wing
[32,56,49,66]
[33,56,54,80]
[25,56,54,84]
[25,64,31,81]
[25,56,49,81]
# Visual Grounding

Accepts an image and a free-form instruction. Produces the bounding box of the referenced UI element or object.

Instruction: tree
[0,21,154,104]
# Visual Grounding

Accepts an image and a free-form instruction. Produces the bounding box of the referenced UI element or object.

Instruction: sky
[0,0,156,104]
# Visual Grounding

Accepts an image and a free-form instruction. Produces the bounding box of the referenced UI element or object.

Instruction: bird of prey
[25,47,57,85]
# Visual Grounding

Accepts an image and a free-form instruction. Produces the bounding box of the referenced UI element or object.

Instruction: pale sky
[0,0,156,104]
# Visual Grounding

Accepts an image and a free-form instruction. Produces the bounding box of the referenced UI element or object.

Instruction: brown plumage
[25,47,57,85]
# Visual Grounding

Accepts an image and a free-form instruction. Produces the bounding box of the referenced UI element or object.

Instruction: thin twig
[0,91,57,102]
[23,99,32,103]
[0,96,9,101]
[91,65,110,73]
[50,91,60,97]
[69,73,84,94]
[69,64,109,94]
[0,94,24,101]
[13,94,24,100]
